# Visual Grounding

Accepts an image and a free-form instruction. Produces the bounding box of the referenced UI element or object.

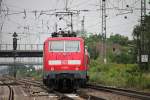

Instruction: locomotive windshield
[49,40,80,52]
[65,41,80,52]
[50,41,64,51]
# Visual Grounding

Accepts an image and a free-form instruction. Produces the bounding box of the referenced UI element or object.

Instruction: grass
[16,59,150,92]
[89,59,150,91]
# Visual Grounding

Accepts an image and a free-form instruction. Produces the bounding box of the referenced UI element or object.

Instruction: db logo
[61,60,68,64]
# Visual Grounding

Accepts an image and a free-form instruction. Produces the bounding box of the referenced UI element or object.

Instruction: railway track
[40,82,105,100]
[16,78,42,87]
[8,86,14,100]
[1,80,14,100]
[14,78,75,99]
[76,90,105,100]
[4,76,150,100]
[15,78,105,100]
[87,83,150,100]
[15,78,150,100]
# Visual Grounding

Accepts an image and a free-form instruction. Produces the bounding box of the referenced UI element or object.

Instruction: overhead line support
[101,0,107,64]
[138,0,148,67]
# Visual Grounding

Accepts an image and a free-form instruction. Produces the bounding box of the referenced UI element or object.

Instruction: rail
[16,78,105,100]
[87,83,150,100]
[16,79,75,99]
[4,76,150,100]
[8,86,14,100]
[1,79,14,100]
[76,90,105,100]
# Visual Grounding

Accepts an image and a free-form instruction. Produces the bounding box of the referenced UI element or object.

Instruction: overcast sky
[0,0,149,44]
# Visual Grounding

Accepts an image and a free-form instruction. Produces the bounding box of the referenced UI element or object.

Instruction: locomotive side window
[49,41,64,51]
[65,41,80,52]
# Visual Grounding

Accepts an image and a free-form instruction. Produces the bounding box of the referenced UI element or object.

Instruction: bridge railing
[0,44,43,50]
[0,44,12,50]
[0,57,43,65]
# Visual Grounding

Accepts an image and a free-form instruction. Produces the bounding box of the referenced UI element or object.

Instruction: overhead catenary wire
[0,0,148,40]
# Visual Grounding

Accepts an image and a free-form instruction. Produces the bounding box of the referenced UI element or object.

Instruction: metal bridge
[0,62,42,66]
[0,44,43,57]
[0,61,43,66]
[0,44,43,65]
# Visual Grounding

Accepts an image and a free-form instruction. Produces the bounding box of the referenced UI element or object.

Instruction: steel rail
[15,79,75,100]
[87,83,150,100]
[53,91,74,100]
[41,85,75,100]
[18,79,107,99]
[16,79,43,87]
[21,78,42,84]
[76,90,106,100]
[17,79,105,100]
[1,78,14,100]
[4,76,150,100]
[8,86,14,100]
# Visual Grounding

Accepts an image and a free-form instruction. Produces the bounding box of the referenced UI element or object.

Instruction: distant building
[110,43,121,54]
[95,42,121,57]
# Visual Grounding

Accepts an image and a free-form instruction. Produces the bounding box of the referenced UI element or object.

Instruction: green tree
[132,15,150,68]
[85,34,102,59]
[108,34,129,46]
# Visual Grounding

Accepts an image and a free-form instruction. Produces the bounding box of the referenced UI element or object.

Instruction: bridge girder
[0,50,43,57]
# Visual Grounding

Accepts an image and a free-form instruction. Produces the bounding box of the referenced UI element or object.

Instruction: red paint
[43,37,89,72]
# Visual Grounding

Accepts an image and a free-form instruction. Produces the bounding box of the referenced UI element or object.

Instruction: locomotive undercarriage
[43,72,87,91]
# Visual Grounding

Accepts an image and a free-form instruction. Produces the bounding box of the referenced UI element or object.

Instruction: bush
[89,59,150,91]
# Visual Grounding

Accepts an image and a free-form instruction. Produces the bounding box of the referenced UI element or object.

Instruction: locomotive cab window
[49,41,64,52]
[65,41,80,52]
[49,40,80,52]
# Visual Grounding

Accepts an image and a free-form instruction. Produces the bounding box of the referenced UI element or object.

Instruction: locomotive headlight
[75,67,79,71]
[68,60,81,65]
[48,60,61,65]
[51,67,54,71]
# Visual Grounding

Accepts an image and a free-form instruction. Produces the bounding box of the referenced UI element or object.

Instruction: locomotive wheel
[80,79,86,88]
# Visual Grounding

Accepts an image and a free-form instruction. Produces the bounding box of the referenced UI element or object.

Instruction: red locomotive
[43,32,89,90]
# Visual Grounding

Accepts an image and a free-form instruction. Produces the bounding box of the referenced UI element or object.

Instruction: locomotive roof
[44,37,84,43]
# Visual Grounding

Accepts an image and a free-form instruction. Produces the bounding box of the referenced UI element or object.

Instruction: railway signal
[12,32,18,78]
[12,32,18,51]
